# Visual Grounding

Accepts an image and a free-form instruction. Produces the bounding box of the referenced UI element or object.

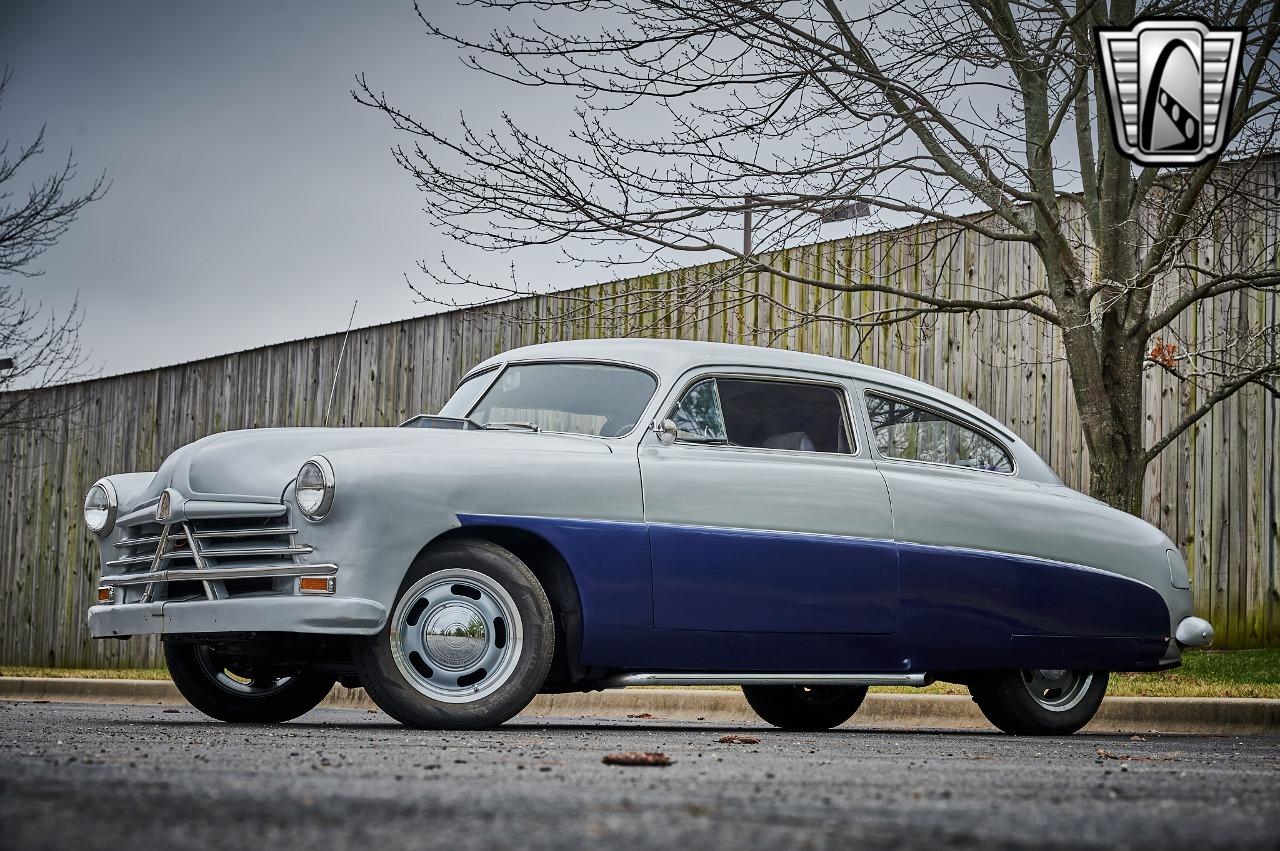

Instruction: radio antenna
[324,300,358,426]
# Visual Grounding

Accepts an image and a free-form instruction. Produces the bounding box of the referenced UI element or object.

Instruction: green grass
[0,666,170,680]
[4,649,1278,698]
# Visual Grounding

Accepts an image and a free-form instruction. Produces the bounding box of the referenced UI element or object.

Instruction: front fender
[293,443,645,619]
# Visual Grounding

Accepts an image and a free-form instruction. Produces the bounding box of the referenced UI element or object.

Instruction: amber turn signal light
[298,576,335,594]
[97,586,115,604]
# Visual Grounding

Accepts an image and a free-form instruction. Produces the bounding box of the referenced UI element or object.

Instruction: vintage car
[85,339,1213,734]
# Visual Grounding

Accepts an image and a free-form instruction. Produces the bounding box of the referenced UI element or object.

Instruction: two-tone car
[85,338,1213,733]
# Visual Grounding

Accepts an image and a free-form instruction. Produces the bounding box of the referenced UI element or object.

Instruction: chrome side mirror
[652,418,678,446]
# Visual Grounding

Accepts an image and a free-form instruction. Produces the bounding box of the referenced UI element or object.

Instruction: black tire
[164,642,335,723]
[742,684,868,730]
[970,669,1109,736]
[353,539,555,730]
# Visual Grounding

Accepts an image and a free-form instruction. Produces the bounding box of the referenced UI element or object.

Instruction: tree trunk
[1083,426,1147,515]
[1061,319,1148,515]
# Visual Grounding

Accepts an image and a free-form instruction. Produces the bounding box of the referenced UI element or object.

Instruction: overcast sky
[2,1,625,379]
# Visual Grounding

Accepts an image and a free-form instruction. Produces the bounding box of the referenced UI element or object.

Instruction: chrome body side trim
[596,672,931,688]
[101,563,338,586]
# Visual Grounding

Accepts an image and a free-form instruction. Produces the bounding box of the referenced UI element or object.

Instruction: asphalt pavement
[1,701,1277,851]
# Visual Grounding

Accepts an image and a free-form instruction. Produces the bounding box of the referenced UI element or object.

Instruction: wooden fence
[1,192,1276,668]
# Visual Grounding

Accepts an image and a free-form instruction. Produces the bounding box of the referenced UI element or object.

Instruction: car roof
[472,338,1014,440]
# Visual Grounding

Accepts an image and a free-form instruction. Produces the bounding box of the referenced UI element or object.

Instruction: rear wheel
[164,643,335,723]
[354,539,554,729]
[970,669,1108,735]
[742,684,868,730]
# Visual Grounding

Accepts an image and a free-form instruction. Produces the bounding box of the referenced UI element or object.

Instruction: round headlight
[84,479,118,537]
[296,456,335,521]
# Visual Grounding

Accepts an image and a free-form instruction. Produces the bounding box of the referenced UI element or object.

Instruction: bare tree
[357,0,1280,514]
[0,67,104,431]
[0,288,87,434]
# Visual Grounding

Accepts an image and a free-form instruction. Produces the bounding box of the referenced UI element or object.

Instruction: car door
[638,369,899,661]
[856,385,1083,666]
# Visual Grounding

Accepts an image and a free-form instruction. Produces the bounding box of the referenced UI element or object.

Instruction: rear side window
[669,376,853,453]
[864,392,1013,473]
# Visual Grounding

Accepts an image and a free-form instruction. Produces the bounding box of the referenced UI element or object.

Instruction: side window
[671,378,728,442]
[864,393,1013,473]
[669,376,853,453]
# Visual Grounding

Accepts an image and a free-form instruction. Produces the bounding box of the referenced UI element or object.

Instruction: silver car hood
[137,426,613,507]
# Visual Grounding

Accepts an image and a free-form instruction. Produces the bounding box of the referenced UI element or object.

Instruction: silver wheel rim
[1020,669,1093,712]
[194,646,293,697]
[390,567,524,704]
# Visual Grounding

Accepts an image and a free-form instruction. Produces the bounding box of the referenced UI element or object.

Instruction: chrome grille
[108,508,313,602]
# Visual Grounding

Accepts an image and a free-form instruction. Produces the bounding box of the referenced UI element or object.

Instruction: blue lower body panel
[649,523,898,634]
[895,543,1171,670]
[456,515,1171,672]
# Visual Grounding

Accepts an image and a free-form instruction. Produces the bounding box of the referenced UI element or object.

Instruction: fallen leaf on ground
[602,751,672,766]
[1097,747,1178,762]
[718,735,761,744]
[626,712,654,719]
[1129,735,1146,741]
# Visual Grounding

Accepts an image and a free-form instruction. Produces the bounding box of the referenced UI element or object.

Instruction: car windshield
[438,362,658,437]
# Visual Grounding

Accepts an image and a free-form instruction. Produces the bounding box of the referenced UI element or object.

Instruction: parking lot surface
[1,701,1277,850]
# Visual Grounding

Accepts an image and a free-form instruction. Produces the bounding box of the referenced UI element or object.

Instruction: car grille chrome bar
[106,544,314,569]
[113,527,302,548]
[597,672,932,687]
[101,563,337,586]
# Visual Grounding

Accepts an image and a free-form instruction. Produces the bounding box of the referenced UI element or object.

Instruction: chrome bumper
[1175,616,1215,648]
[88,594,387,639]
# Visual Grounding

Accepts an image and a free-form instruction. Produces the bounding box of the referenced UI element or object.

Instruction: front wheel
[742,684,868,730]
[970,669,1109,735]
[164,643,335,723]
[353,539,555,729]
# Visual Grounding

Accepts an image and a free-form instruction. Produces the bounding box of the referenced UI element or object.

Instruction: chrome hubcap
[194,646,293,697]
[423,602,489,670]
[1021,669,1093,711]
[390,568,523,704]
